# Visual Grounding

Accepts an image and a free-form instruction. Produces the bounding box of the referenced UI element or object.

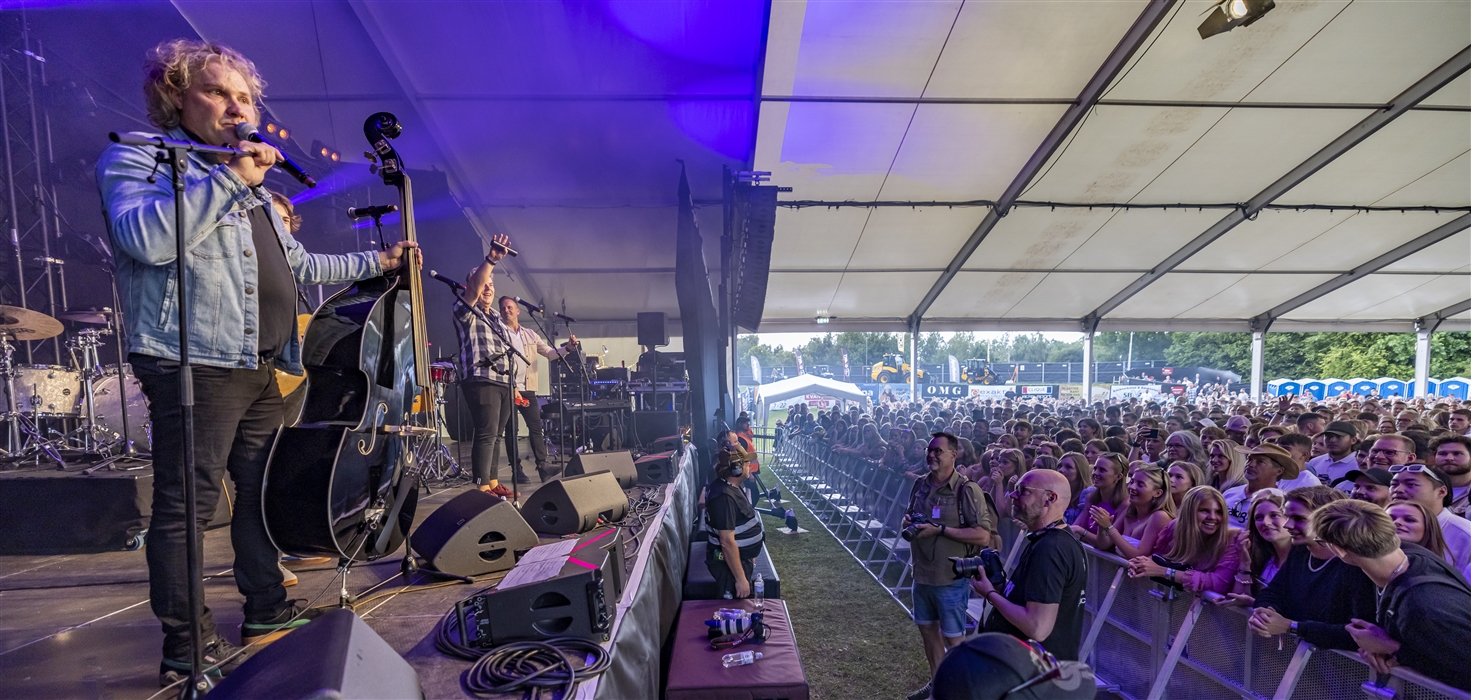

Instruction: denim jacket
[97,127,382,373]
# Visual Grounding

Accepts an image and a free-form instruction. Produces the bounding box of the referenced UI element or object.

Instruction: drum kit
[1,304,148,467]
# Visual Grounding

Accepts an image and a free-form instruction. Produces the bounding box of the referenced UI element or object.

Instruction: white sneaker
[280,562,298,587]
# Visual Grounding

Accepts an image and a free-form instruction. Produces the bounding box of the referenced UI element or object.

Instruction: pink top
[1176,532,1243,595]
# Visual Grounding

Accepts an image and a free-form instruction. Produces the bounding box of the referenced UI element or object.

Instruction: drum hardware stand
[1,333,65,466]
[109,132,248,700]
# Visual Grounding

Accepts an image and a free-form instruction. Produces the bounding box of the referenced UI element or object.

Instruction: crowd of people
[774,391,1471,695]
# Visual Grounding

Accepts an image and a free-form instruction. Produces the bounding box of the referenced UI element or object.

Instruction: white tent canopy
[754,375,871,425]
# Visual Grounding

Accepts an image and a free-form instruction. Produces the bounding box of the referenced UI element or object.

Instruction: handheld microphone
[489,239,519,258]
[234,122,316,188]
[346,204,398,219]
[428,270,467,293]
[515,297,543,314]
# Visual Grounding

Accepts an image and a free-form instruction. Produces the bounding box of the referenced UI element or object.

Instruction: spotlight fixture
[815,315,834,324]
[1198,0,1275,39]
[310,139,341,164]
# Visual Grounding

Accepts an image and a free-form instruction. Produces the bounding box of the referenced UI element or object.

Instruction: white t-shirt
[1435,509,1471,582]
[1305,453,1358,484]
[1223,485,1251,529]
[1276,471,1322,492]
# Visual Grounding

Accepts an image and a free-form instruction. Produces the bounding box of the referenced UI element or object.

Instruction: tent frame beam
[907,0,1180,325]
[1249,213,1471,327]
[1083,45,1471,326]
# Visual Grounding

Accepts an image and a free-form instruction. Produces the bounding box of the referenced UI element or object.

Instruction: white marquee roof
[755,0,1471,334]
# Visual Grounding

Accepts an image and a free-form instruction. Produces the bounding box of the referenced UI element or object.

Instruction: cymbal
[0,305,63,340]
[61,308,114,325]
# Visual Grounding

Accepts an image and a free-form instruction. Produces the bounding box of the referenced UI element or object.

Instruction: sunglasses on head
[1389,463,1443,484]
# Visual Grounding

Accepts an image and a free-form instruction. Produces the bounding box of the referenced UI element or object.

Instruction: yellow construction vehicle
[961,359,1000,385]
[871,353,925,383]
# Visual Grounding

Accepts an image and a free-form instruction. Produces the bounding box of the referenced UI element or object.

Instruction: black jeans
[131,354,287,656]
[462,379,512,484]
[491,389,548,473]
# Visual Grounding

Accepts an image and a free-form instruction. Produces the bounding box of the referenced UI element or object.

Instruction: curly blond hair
[143,39,265,130]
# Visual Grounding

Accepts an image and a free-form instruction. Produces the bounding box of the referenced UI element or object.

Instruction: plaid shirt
[453,299,512,385]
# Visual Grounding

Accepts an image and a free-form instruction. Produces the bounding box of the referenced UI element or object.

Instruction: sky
[752,331,1086,349]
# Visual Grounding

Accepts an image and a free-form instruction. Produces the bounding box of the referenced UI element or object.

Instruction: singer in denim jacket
[97,126,381,374]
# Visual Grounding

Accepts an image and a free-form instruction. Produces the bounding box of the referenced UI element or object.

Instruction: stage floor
[0,473,601,700]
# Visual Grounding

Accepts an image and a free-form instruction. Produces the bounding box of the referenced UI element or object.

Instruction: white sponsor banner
[767,393,841,410]
[1110,383,1162,400]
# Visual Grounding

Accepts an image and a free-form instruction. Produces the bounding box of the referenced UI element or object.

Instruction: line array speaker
[410,489,539,577]
[731,184,776,331]
[564,450,637,489]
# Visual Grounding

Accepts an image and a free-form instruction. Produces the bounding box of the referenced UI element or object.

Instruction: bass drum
[91,368,151,450]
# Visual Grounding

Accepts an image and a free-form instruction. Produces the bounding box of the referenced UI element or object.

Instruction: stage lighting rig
[310,139,341,163]
[1198,0,1275,39]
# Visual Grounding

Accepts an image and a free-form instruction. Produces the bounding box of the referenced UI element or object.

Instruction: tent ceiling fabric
[756,0,1471,333]
[174,0,765,336]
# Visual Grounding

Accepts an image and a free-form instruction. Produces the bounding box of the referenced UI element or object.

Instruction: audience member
[1166,461,1206,510]
[1054,453,1092,524]
[1072,453,1128,534]
[1388,463,1471,580]
[1225,444,1297,528]
[1306,421,1359,485]
[1127,486,1240,594]
[1432,435,1471,518]
[1081,464,1174,559]
[1313,500,1471,690]
[1389,501,1447,559]
[1207,439,1247,492]
[1346,468,1393,507]
[1237,488,1290,594]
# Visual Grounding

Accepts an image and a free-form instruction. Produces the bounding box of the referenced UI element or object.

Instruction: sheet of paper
[518,539,578,563]
[499,555,568,590]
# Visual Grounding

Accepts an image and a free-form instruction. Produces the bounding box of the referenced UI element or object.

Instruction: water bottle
[753,573,765,609]
[722,651,763,668]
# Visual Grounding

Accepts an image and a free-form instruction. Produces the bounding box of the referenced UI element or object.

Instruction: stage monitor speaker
[637,312,668,347]
[520,472,628,536]
[634,450,678,485]
[564,451,637,489]
[210,608,421,700]
[650,434,684,453]
[731,184,776,331]
[410,489,538,577]
[575,527,627,599]
[634,410,679,448]
[465,545,613,646]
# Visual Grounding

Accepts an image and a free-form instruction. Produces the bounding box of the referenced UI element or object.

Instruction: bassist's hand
[380,240,420,272]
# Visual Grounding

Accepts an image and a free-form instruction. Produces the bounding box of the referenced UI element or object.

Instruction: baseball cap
[1344,467,1391,487]
[1322,421,1359,439]
[1225,415,1251,432]
[932,634,1096,700]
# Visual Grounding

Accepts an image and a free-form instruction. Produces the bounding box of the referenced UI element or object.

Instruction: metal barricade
[764,433,1470,700]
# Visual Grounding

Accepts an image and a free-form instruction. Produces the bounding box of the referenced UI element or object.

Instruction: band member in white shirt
[497,295,577,482]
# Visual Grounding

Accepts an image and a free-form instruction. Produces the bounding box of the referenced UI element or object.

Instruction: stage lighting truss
[1198,0,1275,39]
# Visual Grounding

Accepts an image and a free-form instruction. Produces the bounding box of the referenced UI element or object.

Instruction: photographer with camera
[972,469,1088,661]
[904,433,997,700]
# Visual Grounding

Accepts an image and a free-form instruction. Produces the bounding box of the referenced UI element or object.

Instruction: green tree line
[738,331,1471,381]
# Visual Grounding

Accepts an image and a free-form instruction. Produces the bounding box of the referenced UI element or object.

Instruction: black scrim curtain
[674,162,723,471]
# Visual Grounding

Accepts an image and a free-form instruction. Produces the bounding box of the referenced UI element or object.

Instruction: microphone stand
[522,306,571,473]
[110,131,248,699]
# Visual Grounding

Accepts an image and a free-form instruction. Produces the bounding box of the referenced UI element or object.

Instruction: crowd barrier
[761,433,1470,700]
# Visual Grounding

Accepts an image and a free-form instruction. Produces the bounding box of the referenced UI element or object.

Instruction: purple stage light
[603,0,764,68]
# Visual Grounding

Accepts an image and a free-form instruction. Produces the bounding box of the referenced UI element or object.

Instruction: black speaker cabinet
[410,489,539,576]
[575,526,627,599]
[649,434,683,453]
[211,608,421,699]
[520,472,628,535]
[564,450,637,489]
[634,450,678,484]
[466,545,613,645]
[634,411,679,448]
[636,312,668,347]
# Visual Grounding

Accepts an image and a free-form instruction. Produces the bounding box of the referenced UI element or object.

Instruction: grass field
[753,410,931,700]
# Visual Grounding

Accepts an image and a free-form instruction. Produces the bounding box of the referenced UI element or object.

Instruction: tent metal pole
[1082,332,1095,405]
[909,319,919,403]
[1250,331,1265,403]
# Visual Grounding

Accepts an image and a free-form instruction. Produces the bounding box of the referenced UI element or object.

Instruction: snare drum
[90,367,152,450]
[9,365,82,416]
[429,362,457,385]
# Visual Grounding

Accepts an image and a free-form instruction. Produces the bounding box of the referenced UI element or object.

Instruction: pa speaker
[650,434,683,453]
[575,527,627,599]
[521,472,628,536]
[731,185,776,331]
[565,451,637,489]
[210,608,421,699]
[410,489,539,577]
[636,312,668,347]
[464,545,613,645]
[634,410,679,448]
[634,451,678,484]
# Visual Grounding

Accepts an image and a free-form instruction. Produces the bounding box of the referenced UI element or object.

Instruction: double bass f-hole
[357,403,389,455]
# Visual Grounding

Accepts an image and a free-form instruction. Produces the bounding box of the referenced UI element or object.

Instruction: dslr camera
[901,513,931,542]
[951,549,1007,587]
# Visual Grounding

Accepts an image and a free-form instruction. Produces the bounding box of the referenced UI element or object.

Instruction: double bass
[263,113,432,562]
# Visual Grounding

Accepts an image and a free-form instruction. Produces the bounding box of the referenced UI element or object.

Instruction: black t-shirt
[1379,544,1471,690]
[983,526,1087,660]
[705,481,763,560]
[248,202,296,359]
[1253,545,1375,650]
